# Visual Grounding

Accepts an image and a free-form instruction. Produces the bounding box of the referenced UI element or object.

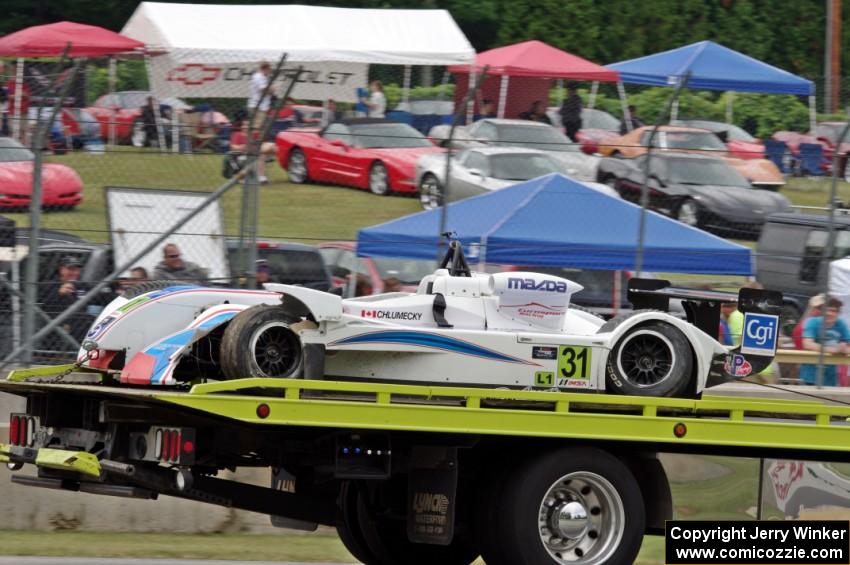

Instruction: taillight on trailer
[130,426,195,465]
[9,414,35,447]
[9,415,19,445]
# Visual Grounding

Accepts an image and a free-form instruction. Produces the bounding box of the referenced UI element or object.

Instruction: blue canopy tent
[604,40,816,129]
[357,174,753,275]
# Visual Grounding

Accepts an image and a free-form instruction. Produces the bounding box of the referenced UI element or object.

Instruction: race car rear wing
[628,278,784,380]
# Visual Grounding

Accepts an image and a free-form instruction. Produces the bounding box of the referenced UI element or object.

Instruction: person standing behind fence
[361,80,386,118]
[248,62,275,129]
[152,243,208,284]
[800,296,850,387]
[559,83,583,142]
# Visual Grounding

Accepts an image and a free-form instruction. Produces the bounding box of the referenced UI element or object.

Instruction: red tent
[448,40,619,119]
[0,21,144,57]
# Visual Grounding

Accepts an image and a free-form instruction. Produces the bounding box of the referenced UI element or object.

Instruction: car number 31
[559,346,591,379]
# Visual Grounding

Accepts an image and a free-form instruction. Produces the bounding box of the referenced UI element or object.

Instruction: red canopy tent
[448,40,620,119]
[0,21,144,57]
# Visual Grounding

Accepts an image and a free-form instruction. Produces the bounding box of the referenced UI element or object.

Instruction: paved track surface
[0,559,353,565]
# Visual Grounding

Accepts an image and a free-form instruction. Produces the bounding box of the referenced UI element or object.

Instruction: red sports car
[276,118,444,195]
[0,137,83,209]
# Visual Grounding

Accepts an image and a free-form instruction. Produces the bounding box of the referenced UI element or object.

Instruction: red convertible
[0,137,83,210]
[276,118,444,195]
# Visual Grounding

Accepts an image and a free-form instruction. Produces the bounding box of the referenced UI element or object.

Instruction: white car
[415,147,619,210]
[429,119,600,182]
[79,243,780,398]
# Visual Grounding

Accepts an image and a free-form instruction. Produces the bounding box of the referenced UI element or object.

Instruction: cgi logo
[740,313,779,355]
[507,278,567,293]
[166,64,222,85]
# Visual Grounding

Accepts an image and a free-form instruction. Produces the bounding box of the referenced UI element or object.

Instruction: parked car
[225,240,332,291]
[672,119,765,159]
[318,241,437,295]
[598,125,784,188]
[756,211,850,331]
[773,122,849,179]
[429,118,600,181]
[598,152,792,238]
[0,137,83,210]
[276,118,444,195]
[546,107,622,154]
[415,147,617,210]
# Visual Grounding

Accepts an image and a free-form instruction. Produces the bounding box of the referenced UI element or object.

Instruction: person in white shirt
[362,80,386,118]
[248,62,275,128]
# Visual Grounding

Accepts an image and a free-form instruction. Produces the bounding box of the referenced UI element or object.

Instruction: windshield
[668,158,750,187]
[495,124,577,152]
[490,154,561,181]
[675,121,756,142]
[351,123,432,149]
[583,109,620,131]
[372,258,437,284]
[661,131,726,151]
[0,138,33,162]
[824,124,850,144]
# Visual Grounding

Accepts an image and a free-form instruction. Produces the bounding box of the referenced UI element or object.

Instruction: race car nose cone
[554,501,589,539]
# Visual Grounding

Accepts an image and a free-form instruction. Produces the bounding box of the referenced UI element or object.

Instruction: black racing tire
[287,148,309,184]
[605,321,693,397]
[336,481,382,565]
[131,118,147,148]
[491,447,645,565]
[369,161,391,196]
[219,304,303,379]
[419,173,442,210]
[354,480,480,565]
[121,280,196,299]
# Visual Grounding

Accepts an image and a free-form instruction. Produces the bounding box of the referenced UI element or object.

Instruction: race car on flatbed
[78,240,781,398]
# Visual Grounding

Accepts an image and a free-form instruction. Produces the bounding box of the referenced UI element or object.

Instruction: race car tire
[120,280,196,299]
[287,148,309,184]
[489,447,644,565]
[605,321,693,397]
[220,305,303,379]
[419,173,442,210]
[353,479,480,565]
[369,162,391,196]
[336,481,382,565]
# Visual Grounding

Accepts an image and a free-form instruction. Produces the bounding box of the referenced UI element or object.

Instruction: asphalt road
[0,559,353,565]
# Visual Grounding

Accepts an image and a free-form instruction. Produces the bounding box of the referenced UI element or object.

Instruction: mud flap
[270,466,318,531]
[407,446,457,545]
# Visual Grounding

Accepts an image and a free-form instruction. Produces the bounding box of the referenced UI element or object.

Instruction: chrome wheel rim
[616,329,676,387]
[370,164,389,195]
[677,201,698,226]
[288,151,307,183]
[248,321,300,377]
[419,176,441,209]
[537,471,625,564]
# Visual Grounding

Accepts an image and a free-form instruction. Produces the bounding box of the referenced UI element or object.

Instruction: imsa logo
[507,277,568,293]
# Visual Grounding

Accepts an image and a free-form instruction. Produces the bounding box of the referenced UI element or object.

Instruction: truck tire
[336,481,381,565]
[219,305,303,379]
[354,480,479,565]
[484,447,645,565]
[605,321,693,397]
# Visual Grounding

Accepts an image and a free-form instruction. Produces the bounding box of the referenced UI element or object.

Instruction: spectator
[354,273,372,297]
[475,99,496,121]
[718,302,735,346]
[248,61,275,129]
[229,121,277,184]
[793,294,825,350]
[800,297,850,386]
[620,105,644,134]
[362,80,386,118]
[37,256,114,342]
[140,97,158,147]
[382,277,402,293]
[518,101,551,124]
[256,260,272,289]
[326,99,341,125]
[118,266,149,295]
[152,243,208,284]
[559,83,583,142]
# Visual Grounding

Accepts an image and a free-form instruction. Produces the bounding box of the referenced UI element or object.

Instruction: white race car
[79,242,781,398]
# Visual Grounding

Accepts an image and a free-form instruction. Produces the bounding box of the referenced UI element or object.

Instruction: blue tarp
[357,174,753,275]
[606,41,814,96]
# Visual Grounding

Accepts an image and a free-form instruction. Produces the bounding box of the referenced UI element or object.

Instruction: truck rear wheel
[336,481,381,565]
[219,305,303,379]
[480,447,644,565]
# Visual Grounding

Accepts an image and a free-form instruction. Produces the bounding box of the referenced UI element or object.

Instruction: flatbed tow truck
[3,369,850,565]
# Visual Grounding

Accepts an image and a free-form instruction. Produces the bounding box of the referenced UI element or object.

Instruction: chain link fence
[2,56,850,389]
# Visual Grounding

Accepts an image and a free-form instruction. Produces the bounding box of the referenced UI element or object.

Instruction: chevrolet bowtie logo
[166,64,221,86]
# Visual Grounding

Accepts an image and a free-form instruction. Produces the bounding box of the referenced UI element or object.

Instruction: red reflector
[256,404,270,419]
[172,432,181,462]
[182,440,194,454]
[9,416,20,445]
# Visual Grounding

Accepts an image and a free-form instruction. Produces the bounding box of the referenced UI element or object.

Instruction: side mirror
[329,139,348,149]
[468,168,483,177]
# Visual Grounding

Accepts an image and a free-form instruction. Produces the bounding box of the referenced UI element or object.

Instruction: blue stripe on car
[331,331,530,364]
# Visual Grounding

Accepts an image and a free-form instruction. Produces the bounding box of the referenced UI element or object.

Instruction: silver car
[429,118,600,182]
[415,147,617,210]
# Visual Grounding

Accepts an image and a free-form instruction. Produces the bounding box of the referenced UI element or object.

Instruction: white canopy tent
[121,2,476,102]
